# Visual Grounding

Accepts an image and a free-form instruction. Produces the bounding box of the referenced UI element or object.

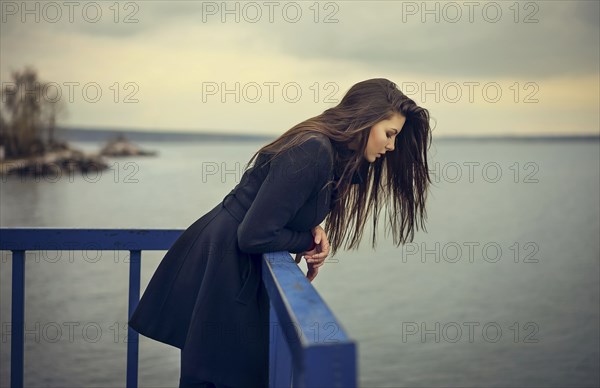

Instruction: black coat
[128,133,358,387]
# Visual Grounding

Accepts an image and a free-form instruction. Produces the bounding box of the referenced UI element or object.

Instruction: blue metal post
[126,249,141,388]
[10,250,25,388]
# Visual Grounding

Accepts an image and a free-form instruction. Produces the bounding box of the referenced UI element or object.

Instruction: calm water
[1,139,599,387]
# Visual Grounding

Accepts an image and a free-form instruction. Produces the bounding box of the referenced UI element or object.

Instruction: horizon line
[57,125,600,140]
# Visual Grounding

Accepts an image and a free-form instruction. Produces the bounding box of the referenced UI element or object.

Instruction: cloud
[251,1,600,78]
[2,1,598,79]
[0,0,598,136]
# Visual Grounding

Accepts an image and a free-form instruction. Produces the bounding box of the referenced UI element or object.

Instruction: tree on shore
[0,66,67,159]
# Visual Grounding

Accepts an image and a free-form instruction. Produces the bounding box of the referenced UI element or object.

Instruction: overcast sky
[1,0,598,136]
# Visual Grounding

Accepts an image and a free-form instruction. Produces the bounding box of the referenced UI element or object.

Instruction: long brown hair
[243,78,433,257]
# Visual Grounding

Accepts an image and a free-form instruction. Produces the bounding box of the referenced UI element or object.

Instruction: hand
[294,225,330,282]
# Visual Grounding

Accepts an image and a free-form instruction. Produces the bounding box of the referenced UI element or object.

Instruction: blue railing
[0,228,357,388]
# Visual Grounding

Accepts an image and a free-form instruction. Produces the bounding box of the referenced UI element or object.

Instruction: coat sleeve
[237,138,331,254]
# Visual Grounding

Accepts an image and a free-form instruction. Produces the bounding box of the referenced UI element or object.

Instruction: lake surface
[1,139,599,387]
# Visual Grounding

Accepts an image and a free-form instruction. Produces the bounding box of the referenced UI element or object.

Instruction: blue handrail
[0,228,357,387]
[264,252,357,387]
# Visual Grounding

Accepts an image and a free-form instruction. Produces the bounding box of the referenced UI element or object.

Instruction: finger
[308,254,326,263]
[309,252,327,261]
[308,256,325,265]
[317,254,327,262]
[307,255,322,262]
[306,252,327,263]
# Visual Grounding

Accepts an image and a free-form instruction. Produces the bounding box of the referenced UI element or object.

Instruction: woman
[128,78,433,388]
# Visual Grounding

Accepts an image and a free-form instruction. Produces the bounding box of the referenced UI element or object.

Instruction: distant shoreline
[431,135,600,142]
[58,127,273,143]
[57,126,600,143]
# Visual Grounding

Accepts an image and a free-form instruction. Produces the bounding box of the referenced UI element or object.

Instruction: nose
[386,141,394,152]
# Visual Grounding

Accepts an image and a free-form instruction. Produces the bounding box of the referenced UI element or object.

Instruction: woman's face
[364,112,406,163]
